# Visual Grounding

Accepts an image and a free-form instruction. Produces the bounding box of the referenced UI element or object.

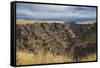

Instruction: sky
[16,3,96,21]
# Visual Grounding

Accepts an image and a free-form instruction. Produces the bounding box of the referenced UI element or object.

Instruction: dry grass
[16,51,72,65]
[16,51,96,65]
[80,53,96,61]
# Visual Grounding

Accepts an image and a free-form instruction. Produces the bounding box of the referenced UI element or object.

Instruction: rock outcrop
[16,19,76,55]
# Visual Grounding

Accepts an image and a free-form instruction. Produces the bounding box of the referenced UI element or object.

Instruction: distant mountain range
[17,17,96,24]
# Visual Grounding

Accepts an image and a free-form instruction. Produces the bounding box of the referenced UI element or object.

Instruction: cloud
[16,3,96,20]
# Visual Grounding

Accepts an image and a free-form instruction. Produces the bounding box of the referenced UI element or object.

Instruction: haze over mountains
[16,3,96,23]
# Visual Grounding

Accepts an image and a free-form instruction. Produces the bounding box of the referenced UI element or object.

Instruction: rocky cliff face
[16,19,76,55]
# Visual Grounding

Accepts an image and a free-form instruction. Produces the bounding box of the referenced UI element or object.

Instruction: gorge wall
[16,19,76,55]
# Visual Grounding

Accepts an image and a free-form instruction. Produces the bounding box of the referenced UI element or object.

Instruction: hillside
[16,19,76,55]
[16,19,96,65]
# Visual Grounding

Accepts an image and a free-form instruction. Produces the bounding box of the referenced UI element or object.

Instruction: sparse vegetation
[16,19,97,65]
[16,51,96,65]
